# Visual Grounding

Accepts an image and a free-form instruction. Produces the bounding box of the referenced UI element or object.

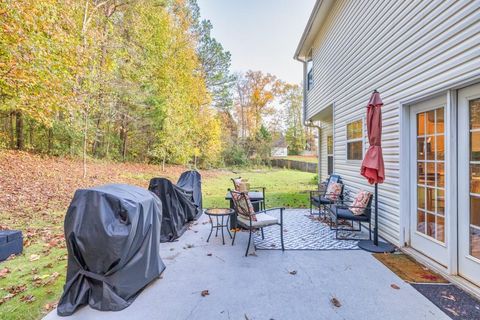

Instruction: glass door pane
[416,107,445,243]
[469,98,480,258]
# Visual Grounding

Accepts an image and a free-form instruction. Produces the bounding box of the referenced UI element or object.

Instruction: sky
[197,0,316,85]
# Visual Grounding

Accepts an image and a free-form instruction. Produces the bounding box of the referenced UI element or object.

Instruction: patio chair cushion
[325,182,342,201]
[331,205,369,221]
[237,213,278,228]
[233,178,248,192]
[231,192,257,221]
[351,190,372,215]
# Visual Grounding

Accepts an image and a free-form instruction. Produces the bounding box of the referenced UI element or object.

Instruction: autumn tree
[282,84,306,155]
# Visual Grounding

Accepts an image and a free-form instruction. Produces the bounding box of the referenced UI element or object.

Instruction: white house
[295,0,480,295]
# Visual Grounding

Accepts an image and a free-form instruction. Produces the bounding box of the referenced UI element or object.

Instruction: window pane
[437,216,445,242]
[471,196,480,227]
[436,135,445,160]
[471,227,480,259]
[417,137,425,159]
[436,162,445,188]
[436,108,445,134]
[327,156,333,175]
[471,164,480,194]
[426,162,435,186]
[417,187,425,210]
[437,189,445,215]
[417,162,425,185]
[426,110,435,135]
[471,131,480,161]
[470,98,480,130]
[417,112,425,136]
[417,210,425,233]
[347,141,362,160]
[426,187,435,212]
[347,120,362,140]
[426,213,436,238]
[327,136,333,155]
[426,136,435,160]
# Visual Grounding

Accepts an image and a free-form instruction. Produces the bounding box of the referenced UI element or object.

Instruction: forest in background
[0,0,312,174]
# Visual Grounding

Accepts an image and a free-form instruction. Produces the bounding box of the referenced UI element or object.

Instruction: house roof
[294,0,335,62]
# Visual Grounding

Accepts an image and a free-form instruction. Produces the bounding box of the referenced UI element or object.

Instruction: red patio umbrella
[357,90,394,253]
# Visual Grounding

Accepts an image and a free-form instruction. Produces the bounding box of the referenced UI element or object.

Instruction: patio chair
[327,190,373,240]
[310,174,343,216]
[229,189,284,256]
[231,177,266,210]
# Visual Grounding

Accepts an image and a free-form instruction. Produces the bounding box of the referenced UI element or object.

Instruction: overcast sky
[197,0,316,85]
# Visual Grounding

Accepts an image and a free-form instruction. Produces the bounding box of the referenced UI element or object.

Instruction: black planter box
[0,230,23,261]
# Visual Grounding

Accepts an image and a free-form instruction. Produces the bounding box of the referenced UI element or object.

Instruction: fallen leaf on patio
[169,248,174,251]
[0,268,10,278]
[29,254,40,262]
[207,253,212,256]
[390,284,400,290]
[444,307,460,317]
[201,290,209,297]
[248,252,257,257]
[330,297,341,308]
[244,314,250,320]
[20,295,36,303]
[441,294,456,301]
[270,243,276,247]
[44,302,58,311]
[289,270,297,275]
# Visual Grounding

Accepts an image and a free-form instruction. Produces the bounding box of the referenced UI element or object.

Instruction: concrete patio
[45,210,450,320]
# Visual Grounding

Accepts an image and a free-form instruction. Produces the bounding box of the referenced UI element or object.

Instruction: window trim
[327,135,334,175]
[346,118,364,161]
[306,49,313,91]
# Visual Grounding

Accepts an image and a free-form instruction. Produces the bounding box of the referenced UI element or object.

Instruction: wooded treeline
[0,0,311,171]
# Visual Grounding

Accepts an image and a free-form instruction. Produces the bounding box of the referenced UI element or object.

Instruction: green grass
[0,168,315,319]
[203,168,316,209]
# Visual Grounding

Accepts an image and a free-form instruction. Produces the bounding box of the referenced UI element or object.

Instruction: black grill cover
[176,170,202,218]
[148,177,197,242]
[57,184,165,316]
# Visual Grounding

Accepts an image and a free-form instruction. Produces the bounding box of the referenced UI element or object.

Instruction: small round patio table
[205,208,234,245]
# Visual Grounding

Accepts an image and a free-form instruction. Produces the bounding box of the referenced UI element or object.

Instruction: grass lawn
[0,152,316,320]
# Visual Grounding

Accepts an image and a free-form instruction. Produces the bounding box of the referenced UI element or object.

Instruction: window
[306,50,313,91]
[327,135,333,175]
[346,119,363,160]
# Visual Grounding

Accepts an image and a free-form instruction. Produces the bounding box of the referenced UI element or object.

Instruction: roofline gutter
[294,0,323,61]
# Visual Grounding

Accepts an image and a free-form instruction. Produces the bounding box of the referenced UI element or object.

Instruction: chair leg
[245,228,252,257]
[369,221,372,240]
[232,228,237,245]
[280,224,284,252]
[261,228,264,239]
[310,200,312,215]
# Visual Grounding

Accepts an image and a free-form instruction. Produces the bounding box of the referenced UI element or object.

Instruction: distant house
[271,135,288,157]
[295,0,480,292]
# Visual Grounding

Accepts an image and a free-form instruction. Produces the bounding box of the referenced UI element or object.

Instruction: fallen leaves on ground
[207,253,213,256]
[201,290,209,297]
[29,254,40,262]
[20,295,36,303]
[0,268,10,278]
[330,297,341,308]
[390,284,400,290]
[289,270,297,275]
[44,302,58,312]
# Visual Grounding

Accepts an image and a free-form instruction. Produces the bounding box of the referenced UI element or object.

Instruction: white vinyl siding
[304,0,480,245]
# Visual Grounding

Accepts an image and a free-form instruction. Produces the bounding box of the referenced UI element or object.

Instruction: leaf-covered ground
[0,151,315,319]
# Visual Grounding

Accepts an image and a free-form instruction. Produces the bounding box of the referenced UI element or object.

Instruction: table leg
[221,216,225,245]
[215,216,219,237]
[226,216,232,239]
[207,216,213,242]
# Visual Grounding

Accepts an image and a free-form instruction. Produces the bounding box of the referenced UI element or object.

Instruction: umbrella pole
[374,183,378,246]
[357,183,395,253]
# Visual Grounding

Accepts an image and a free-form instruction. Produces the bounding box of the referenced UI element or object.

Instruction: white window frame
[327,135,334,175]
[306,49,313,91]
[346,118,364,161]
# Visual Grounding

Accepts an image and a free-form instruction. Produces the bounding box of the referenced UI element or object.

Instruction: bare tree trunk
[83,111,88,178]
[15,111,24,150]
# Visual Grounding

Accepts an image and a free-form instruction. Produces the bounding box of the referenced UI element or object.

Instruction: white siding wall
[306,0,480,245]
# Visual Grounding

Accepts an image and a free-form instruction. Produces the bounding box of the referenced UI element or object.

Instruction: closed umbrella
[357,90,395,253]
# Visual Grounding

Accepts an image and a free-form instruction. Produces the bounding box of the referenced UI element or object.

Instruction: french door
[458,83,480,286]
[410,96,448,266]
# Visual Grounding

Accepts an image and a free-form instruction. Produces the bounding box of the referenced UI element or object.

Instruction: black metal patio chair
[310,174,343,216]
[231,177,266,210]
[327,191,373,240]
[229,189,284,256]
